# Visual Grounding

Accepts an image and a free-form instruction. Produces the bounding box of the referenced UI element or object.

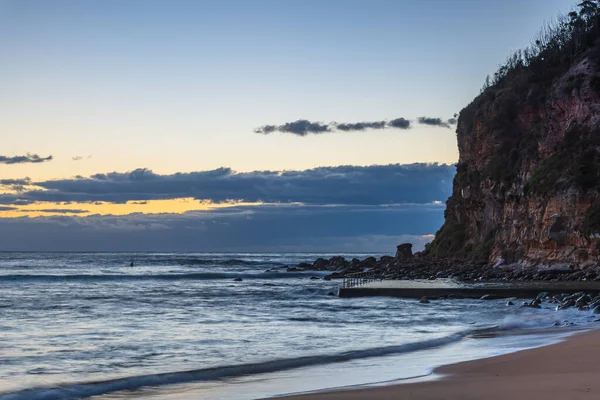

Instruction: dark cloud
[388,118,411,129]
[0,178,31,186]
[417,117,458,129]
[0,154,53,164]
[0,203,443,252]
[256,115,462,134]
[334,121,387,131]
[9,163,454,205]
[255,118,412,135]
[254,125,277,134]
[255,119,330,136]
[32,209,88,214]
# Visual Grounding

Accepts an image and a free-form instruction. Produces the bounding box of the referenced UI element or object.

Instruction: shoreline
[273,328,600,400]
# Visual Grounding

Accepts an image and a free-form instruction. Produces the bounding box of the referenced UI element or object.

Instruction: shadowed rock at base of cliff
[425,5,600,268]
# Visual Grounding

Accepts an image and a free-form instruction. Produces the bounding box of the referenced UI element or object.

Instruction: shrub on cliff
[526,125,600,195]
[583,203,600,235]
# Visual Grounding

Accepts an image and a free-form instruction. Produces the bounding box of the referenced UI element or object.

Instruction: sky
[0,0,575,252]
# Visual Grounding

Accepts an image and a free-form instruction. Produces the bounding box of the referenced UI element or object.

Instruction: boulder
[535,292,549,301]
[395,243,413,259]
[328,256,349,268]
[233,277,243,282]
[361,256,377,267]
[419,297,430,304]
[313,258,329,270]
[575,295,589,307]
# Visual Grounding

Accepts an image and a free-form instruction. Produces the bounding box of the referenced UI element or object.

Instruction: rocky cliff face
[427,47,600,268]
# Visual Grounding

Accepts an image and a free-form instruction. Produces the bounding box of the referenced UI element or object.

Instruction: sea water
[0,252,595,400]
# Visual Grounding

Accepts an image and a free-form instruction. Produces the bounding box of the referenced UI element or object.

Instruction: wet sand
[275,329,600,400]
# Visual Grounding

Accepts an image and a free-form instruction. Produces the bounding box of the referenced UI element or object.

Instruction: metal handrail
[342,270,383,289]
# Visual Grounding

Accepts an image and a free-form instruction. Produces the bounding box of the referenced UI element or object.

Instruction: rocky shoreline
[271,243,600,282]
[267,243,600,313]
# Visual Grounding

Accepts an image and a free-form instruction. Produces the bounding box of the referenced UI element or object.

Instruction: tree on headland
[482,0,600,91]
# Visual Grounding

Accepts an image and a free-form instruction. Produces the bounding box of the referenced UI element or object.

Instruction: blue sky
[0,0,575,251]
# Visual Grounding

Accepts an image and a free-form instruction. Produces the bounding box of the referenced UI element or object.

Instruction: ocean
[0,252,596,400]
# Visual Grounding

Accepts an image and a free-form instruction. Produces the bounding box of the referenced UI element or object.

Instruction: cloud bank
[0,163,455,252]
[254,118,412,135]
[2,163,455,205]
[335,121,387,131]
[34,209,89,214]
[0,204,443,252]
[255,115,459,135]
[417,117,458,129]
[0,154,53,164]
[0,178,31,186]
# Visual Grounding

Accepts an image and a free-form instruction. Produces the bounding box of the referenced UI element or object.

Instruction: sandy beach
[276,329,600,400]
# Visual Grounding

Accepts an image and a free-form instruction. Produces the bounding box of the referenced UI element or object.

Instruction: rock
[322,276,331,281]
[327,292,335,296]
[536,292,549,301]
[506,301,514,306]
[312,258,329,270]
[593,305,600,314]
[419,297,430,304]
[575,295,589,307]
[328,256,349,268]
[262,283,276,286]
[379,255,395,264]
[310,276,319,280]
[395,243,413,259]
[557,298,576,310]
[233,277,243,282]
[361,257,377,267]
[297,263,312,270]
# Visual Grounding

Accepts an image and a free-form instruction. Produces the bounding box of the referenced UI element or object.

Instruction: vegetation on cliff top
[482,0,600,93]
[425,0,600,259]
